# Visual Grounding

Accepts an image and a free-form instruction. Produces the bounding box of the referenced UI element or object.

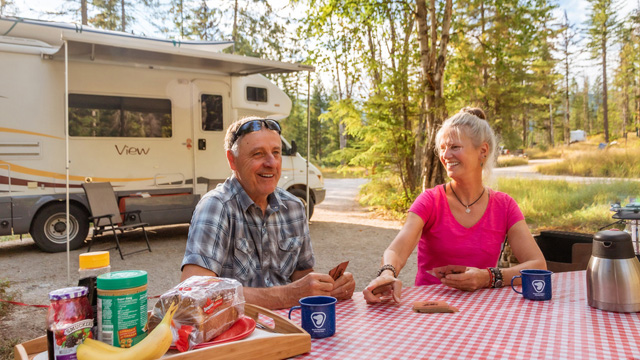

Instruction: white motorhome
[0,16,325,253]
[570,130,586,143]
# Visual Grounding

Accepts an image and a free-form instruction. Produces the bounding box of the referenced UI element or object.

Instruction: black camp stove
[610,202,640,258]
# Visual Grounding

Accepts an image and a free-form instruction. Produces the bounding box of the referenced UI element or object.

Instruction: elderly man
[181,117,355,309]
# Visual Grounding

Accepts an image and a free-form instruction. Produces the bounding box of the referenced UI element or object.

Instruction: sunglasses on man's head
[231,119,282,145]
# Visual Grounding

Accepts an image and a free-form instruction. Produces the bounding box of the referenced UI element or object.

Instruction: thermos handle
[511,276,523,294]
[288,305,301,319]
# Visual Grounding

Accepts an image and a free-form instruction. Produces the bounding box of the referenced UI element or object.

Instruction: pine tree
[585,0,621,143]
[559,11,581,144]
[614,23,636,140]
[445,0,559,150]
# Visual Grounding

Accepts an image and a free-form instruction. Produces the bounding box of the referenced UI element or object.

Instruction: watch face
[495,279,503,288]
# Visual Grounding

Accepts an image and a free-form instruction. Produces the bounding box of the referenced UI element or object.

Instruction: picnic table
[281,271,640,359]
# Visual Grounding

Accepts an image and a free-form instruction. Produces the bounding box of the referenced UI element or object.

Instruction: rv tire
[30,203,90,253]
[288,188,314,219]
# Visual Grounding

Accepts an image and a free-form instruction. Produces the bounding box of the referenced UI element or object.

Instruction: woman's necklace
[449,183,485,214]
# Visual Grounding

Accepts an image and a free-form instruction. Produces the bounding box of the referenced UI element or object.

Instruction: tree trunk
[623,80,628,140]
[415,0,452,190]
[121,0,126,32]
[81,0,88,25]
[522,113,527,148]
[584,77,590,134]
[636,71,640,136]
[602,37,609,143]
[339,122,347,150]
[549,102,554,146]
[564,64,570,145]
[232,0,238,53]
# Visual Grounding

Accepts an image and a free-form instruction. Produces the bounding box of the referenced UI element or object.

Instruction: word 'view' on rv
[0,16,324,253]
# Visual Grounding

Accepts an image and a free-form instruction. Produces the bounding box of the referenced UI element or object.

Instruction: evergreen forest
[2,0,638,211]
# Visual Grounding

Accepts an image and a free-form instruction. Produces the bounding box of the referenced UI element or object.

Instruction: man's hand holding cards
[329,261,349,281]
[328,261,355,300]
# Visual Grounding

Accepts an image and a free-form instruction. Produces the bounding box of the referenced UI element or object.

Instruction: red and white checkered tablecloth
[278,271,640,359]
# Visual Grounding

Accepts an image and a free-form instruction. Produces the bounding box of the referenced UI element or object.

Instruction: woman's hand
[438,266,490,292]
[362,274,402,304]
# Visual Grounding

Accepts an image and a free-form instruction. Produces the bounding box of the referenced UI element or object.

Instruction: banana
[83,338,126,353]
[77,302,178,360]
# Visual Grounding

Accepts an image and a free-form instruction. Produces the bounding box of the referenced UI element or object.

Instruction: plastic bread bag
[148,276,245,352]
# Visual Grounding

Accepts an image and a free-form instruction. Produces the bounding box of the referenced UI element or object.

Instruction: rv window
[246,86,267,102]
[201,94,223,131]
[68,94,172,138]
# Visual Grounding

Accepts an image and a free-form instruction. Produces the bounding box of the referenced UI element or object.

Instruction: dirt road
[0,178,412,346]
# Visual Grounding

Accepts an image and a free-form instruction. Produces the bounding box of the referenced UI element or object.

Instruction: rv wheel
[288,189,315,219]
[30,203,90,253]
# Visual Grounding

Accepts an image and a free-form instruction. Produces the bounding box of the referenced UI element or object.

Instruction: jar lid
[97,270,147,290]
[49,286,88,301]
[79,251,110,270]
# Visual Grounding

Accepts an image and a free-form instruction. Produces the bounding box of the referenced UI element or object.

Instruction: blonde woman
[363,107,546,304]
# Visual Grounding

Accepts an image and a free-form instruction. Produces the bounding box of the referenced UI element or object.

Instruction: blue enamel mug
[511,269,553,301]
[288,296,337,338]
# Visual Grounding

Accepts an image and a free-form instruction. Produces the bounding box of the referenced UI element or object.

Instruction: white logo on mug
[532,280,545,293]
[311,312,326,328]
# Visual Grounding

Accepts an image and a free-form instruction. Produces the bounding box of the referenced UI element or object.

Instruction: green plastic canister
[97,270,148,348]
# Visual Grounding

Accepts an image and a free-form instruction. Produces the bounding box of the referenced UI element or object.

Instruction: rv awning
[0,16,313,75]
[56,32,314,76]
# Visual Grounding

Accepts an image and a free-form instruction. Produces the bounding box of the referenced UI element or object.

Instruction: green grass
[0,279,18,360]
[320,166,369,179]
[525,147,566,160]
[537,147,640,178]
[0,235,20,243]
[497,156,528,167]
[0,279,16,318]
[496,178,640,233]
[0,338,19,360]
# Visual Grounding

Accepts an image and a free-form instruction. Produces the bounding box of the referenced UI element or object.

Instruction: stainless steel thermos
[586,230,640,312]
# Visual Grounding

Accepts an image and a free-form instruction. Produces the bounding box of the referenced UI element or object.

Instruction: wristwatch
[490,267,504,288]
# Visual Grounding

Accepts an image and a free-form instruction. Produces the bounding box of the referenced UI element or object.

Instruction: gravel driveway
[0,178,413,347]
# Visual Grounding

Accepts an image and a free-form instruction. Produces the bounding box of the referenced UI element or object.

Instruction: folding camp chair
[82,182,151,259]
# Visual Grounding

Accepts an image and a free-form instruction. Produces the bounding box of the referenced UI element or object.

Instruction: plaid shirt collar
[229,174,286,214]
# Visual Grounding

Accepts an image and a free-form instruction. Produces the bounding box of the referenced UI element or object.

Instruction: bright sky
[10,0,637,34]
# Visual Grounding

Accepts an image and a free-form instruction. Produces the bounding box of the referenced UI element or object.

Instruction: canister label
[97,290,147,348]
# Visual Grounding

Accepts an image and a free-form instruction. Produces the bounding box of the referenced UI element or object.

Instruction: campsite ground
[0,178,411,353]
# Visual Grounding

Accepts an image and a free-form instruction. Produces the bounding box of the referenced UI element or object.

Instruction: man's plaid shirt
[182,175,315,287]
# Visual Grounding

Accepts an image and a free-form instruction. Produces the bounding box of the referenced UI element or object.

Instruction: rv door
[191,80,232,194]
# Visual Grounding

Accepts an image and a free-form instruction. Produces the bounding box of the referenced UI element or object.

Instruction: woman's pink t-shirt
[409,185,524,286]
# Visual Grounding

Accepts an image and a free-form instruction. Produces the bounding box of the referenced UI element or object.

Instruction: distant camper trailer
[0,16,324,253]
[570,130,587,143]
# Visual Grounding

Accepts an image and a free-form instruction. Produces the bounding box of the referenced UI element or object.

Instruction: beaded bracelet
[377,264,397,278]
[486,268,495,288]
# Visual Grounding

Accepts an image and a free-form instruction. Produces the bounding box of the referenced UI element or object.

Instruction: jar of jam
[46,286,94,360]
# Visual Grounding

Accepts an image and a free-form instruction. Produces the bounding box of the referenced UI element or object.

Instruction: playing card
[412,300,458,313]
[328,261,349,280]
[430,265,467,279]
